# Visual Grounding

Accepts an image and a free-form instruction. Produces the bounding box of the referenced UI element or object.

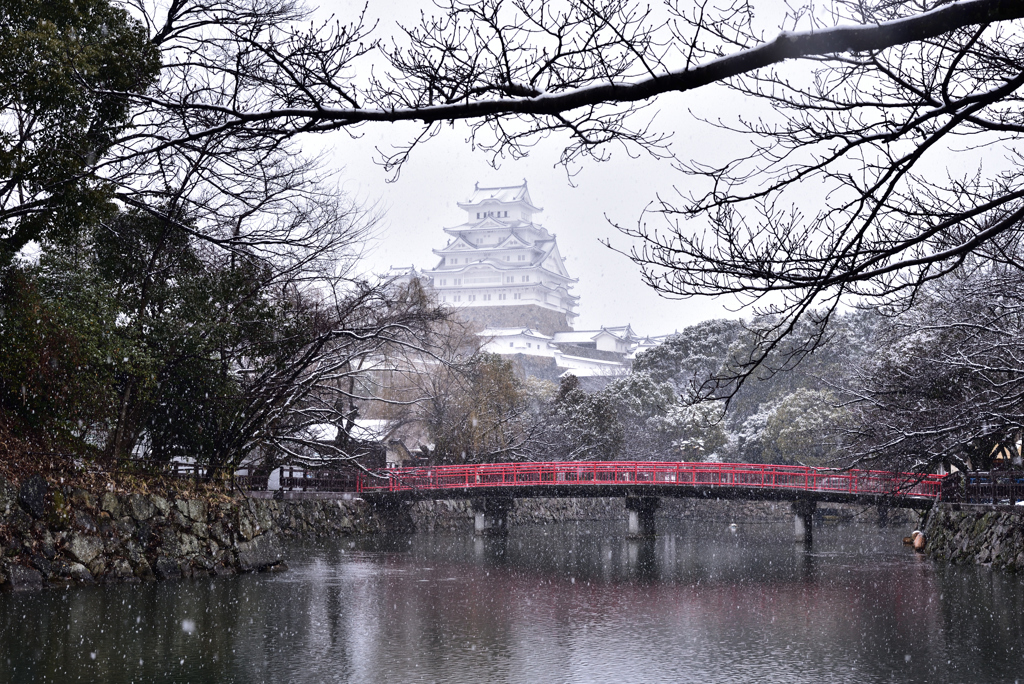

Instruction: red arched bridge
[356,460,944,505]
[353,461,945,540]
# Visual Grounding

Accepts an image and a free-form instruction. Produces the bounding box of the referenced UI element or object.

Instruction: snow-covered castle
[398,181,665,379]
[421,181,579,334]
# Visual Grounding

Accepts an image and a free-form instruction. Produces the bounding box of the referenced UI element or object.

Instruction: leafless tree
[97,0,1024,386]
[617,0,1024,395]
[219,278,455,481]
[5,0,1009,291]
[17,0,1024,453]
[416,350,554,464]
[841,238,1024,473]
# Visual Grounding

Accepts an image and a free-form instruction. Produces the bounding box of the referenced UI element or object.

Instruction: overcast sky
[309,1,790,335]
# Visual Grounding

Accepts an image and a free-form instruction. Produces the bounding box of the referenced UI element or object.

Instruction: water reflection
[2,521,1023,683]
[624,538,658,582]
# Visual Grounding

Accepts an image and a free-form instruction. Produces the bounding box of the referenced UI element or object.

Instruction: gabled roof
[593,329,626,342]
[458,180,541,211]
[494,231,531,249]
[533,241,573,278]
[443,219,512,237]
[550,328,630,345]
[551,326,639,343]
[601,324,638,340]
[437,235,476,252]
[473,216,508,228]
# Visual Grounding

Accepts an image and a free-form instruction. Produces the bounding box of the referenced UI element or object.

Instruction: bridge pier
[369,497,416,534]
[472,497,514,536]
[625,496,659,538]
[792,500,817,545]
[876,504,890,528]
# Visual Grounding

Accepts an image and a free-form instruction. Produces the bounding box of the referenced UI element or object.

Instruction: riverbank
[2,472,925,590]
[0,476,412,590]
[8,519,1019,683]
[923,503,1024,572]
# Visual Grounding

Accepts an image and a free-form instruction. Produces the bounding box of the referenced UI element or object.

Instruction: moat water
[2,520,1023,683]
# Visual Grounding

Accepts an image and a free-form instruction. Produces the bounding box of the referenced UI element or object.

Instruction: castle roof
[458,180,541,212]
[479,327,553,340]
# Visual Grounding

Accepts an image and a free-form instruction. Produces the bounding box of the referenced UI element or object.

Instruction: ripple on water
[0,521,1021,684]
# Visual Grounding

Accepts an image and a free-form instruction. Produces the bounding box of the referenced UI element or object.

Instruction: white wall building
[478,325,662,378]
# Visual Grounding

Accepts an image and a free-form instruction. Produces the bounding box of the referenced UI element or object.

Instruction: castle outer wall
[457,304,571,337]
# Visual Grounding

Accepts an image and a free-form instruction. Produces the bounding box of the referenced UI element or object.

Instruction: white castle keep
[421,181,579,331]
[396,181,666,380]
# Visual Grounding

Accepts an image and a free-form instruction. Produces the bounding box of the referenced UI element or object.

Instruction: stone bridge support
[370,496,416,534]
[792,499,817,545]
[625,496,660,538]
[472,497,514,536]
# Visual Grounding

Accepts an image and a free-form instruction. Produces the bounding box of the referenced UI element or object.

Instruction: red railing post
[358,461,944,505]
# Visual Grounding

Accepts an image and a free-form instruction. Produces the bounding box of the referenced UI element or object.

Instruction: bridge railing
[278,466,360,492]
[939,471,1024,505]
[356,461,944,499]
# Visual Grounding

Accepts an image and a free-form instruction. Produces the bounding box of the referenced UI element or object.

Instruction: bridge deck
[357,461,943,507]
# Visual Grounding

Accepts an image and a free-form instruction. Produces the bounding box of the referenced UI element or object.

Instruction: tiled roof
[459,181,540,210]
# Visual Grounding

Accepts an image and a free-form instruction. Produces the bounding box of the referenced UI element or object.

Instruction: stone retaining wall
[410,497,623,531]
[2,469,928,590]
[0,476,410,591]
[923,504,1024,572]
[664,498,914,525]
[409,496,906,530]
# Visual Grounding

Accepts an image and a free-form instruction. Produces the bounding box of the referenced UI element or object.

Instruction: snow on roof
[466,182,526,203]
[550,330,613,344]
[558,366,629,377]
[555,352,628,367]
[306,424,337,442]
[479,327,553,340]
[494,230,532,249]
[304,420,391,443]
[459,180,540,210]
[600,324,638,339]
